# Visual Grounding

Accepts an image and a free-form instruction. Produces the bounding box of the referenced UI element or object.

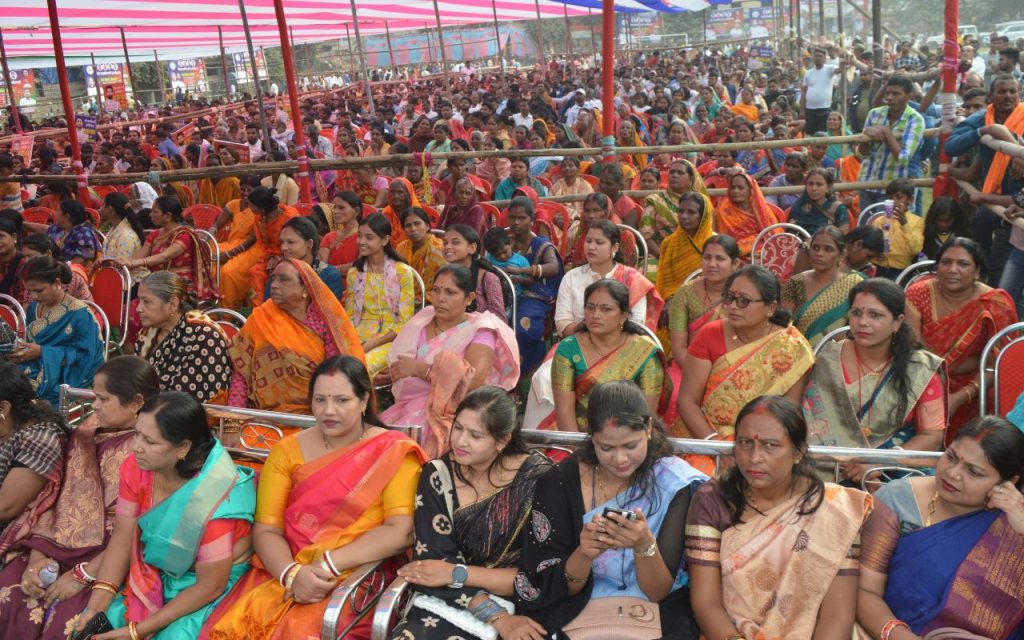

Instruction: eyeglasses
[722,293,766,309]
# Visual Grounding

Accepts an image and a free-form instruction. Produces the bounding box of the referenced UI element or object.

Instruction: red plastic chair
[293,202,315,217]
[22,206,55,225]
[535,176,553,190]
[480,203,501,228]
[185,204,222,230]
[90,261,131,350]
[580,174,600,189]
[538,201,572,253]
[0,294,26,338]
[85,208,101,226]
[361,203,378,217]
[420,205,441,226]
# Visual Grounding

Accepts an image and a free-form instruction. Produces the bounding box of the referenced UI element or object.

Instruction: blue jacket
[944,109,1023,195]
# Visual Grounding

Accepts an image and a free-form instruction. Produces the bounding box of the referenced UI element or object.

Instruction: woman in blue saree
[74,391,256,640]
[501,196,563,375]
[7,256,104,407]
[857,416,1024,640]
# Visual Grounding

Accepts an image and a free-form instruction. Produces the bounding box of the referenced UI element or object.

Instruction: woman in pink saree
[379,264,520,458]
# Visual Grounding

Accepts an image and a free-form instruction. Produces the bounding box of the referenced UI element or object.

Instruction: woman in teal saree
[74,392,255,640]
[8,257,104,407]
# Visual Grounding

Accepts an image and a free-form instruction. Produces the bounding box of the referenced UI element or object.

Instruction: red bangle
[880,619,910,640]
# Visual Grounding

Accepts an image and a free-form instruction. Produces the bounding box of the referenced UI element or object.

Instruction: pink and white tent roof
[0,0,588,58]
[0,0,707,61]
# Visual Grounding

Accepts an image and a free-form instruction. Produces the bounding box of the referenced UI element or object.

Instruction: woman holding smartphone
[514,381,707,640]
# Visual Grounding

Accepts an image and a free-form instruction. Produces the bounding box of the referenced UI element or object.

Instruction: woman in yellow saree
[781,226,867,345]
[677,266,814,474]
[395,208,446,297]
[653,182,715,301]
[204,356,426,640]
[227,259,365,414]
[642,159,713,262]
[548,280,665,432]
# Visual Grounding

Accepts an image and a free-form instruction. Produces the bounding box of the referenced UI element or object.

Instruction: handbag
[562,596,661,640]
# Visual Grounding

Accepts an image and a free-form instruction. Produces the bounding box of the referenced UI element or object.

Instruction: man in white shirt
[801,48,839,134]
[511,101,533,128]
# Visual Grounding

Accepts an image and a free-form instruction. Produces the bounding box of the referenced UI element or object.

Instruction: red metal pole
[46,0,90,203]
[601,0,615,160]
[0,29,24,134]
[935,0,958,198]
[271,0,313,204]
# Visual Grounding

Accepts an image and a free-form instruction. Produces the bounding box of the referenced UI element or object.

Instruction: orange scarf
[982,103,1024,195]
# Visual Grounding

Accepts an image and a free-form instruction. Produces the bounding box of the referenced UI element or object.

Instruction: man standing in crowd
[946,74,1024,286]
[801,48,840,135]
[857,75,926,211]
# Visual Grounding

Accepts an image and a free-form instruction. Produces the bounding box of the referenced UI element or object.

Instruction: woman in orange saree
[676,266,814,474]
[149,157,194,207]
[198,154,241,207]
[204,357,425,640]
[215,177,261,309]
[225,186,299,306]
[227,259,364,415]
[905,239,1018,442]
[714,172,785,257]
[380,178,420,245]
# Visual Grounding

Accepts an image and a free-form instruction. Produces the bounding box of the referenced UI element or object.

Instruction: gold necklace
[323,424,366,451]
[925,491,938,526]
[595,466,628,504]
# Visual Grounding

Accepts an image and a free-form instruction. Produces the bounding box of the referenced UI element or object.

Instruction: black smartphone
[602,506,636,522]
[69,612,114,640]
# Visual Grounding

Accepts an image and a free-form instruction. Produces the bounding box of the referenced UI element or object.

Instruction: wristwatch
[449,564,469,589]
[636,540,659,558]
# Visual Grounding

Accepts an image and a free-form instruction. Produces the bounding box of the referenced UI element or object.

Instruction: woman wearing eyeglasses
[676,266,814,475]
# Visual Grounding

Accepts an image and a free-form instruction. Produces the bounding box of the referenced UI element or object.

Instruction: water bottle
[38,560,59,587]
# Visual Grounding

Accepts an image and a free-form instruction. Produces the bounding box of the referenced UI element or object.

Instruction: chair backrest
[293,202,315,217]
[90,261,132,349]
[480,202,501,228]
[361,203,378,217]
[0,293,26,338]
[205,307,247,339]
[580,173,600,189]
[752,223,811,282]
[22,206,55,225]
[536,176,553,189]
[683,268,703,286]
[420,205,441,226]
[857,200,891,227]
[409,268,428,311]
[185,204,223,230]
[980,321,1024,416]
[192,228,221,291]
[85,208,101,226]
[82,300,111,360]
[813,325,850,356]
[617,223,649,275]
[491,266,517,328]
[895,260,936,288]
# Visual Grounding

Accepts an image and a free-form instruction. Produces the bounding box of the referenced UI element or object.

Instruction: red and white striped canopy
[0,0,599,59]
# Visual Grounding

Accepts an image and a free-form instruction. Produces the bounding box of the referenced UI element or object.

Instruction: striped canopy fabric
[0,0,707,60]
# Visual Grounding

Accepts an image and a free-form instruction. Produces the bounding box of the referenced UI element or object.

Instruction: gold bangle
[564,569,587,584]
[91,583,118,595]
[128,621,140,640]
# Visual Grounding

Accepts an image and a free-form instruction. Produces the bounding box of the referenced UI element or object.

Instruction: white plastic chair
[895,260,936,289]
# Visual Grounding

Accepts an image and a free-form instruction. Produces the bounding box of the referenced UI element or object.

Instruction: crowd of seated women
[0,349,1021,640]
[2,137,1024,638]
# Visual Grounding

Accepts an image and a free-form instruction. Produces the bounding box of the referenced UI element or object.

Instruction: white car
[996,21,1024,36]
[1001,26,1024,42]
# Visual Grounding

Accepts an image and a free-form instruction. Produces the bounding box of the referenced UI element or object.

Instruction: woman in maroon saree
[0,357,160,640]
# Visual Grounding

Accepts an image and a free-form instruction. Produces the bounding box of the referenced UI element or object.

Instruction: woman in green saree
[781,226,866,346]
[550,279,665,432]
[73,391,255,640]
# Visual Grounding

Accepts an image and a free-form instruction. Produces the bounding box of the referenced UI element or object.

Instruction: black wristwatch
[448,564,468,589]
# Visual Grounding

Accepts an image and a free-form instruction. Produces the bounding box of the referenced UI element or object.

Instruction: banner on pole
[168,59,209,93]
[231,51,268,86]
[0,70,38,111]
[10,135,33,166]
[75,113,98,142]
[103,82,129,112]
[213,139,251,164]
